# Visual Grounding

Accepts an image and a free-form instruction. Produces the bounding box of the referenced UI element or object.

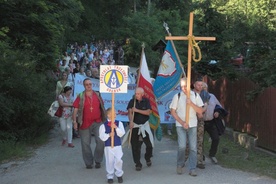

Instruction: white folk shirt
[170,91,204,128]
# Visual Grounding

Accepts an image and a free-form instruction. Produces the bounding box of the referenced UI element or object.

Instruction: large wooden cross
[165,12,216,125]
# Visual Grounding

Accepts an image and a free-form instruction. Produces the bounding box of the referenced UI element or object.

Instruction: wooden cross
[165,12,216,125]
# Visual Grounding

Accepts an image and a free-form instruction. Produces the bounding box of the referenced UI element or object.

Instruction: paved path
[1,125,275,184]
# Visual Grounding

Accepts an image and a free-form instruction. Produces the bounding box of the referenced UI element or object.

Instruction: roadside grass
[0,141,30,162]
[213,134,276,179]
[162,124,276,179]
[0,133,49,164]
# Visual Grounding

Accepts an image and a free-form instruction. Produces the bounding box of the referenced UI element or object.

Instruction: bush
[0,42,55,142]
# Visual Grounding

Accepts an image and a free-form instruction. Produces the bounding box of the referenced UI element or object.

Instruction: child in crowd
[99,108,125,184]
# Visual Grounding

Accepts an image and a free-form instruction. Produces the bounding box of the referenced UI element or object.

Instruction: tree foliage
[0,0,83,142]
[0,0,84,71]
[0,41,54,142]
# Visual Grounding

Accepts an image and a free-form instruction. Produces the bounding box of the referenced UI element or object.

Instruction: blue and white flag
[153,41,183,99]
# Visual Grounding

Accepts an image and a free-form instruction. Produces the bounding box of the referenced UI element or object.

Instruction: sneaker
[176,166,183,175]
[210,156,218,164]
[167,130,172,136]
[95,162,101,169]
[107,179,114,183]
[196,163,205,169]
[117,176,123,183]
[189,169,197,176]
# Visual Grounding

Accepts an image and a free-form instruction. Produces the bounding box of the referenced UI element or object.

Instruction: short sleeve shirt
[127,97,151,125]
[170,91,204,127]
[73,92,102,129]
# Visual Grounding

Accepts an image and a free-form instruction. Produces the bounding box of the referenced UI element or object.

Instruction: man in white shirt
[170,78,204,176]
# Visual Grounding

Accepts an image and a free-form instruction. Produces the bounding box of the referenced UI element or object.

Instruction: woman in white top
[58,86,74,148]
[55,72,71,99]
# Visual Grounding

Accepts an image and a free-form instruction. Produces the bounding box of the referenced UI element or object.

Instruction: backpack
[177,91,197,101]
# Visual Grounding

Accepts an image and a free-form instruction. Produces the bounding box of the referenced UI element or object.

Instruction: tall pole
[111,92,115,148]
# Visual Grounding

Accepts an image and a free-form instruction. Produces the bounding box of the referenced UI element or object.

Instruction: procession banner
[73,73,180,123]
[136,49,160,130]
[153,41,183,99]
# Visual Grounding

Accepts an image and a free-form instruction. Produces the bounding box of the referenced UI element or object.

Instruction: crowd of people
[55,40,125,85]
[53,40,227,183]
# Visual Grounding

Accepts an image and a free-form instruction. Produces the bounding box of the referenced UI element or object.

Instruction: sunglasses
[85,83,92,86]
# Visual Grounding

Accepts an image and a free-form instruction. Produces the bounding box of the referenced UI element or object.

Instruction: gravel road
[1,125,275,184]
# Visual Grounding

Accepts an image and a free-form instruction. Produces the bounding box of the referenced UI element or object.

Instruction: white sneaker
[210,156,218,164]
[176,166,183,175]
[189,169,197,176]
[167,130,172,136]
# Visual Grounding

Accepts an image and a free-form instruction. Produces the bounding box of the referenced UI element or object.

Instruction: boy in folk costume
[99,108,125,184]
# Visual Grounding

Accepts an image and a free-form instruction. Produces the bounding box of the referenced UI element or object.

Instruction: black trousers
[204,119,220,157]
[130,127,153,166]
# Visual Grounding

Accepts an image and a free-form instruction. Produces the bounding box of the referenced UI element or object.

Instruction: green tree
[0,40,54,142]
[0,0,83,142]
[0,0,84,71]
[114,12,162,68]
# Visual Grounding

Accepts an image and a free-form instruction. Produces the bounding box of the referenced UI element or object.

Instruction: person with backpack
[170,78,204,177]
[72,78,106,169]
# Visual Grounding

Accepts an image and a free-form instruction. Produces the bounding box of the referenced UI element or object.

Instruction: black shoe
[117,176,123,183]
[95,162,101,169]
[107,179,114,183]
[196,164,205,169]
[146,160,152,167]
[135,164,142,171]
[86,165,93,169]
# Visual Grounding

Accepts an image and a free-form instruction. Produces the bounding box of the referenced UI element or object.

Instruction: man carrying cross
[166,12,216,176]
[170,78,204,176]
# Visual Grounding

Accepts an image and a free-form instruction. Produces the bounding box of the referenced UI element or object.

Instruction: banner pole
[111,92,115,148]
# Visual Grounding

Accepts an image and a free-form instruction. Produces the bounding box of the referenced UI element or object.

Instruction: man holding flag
[127,87,154,171]
[126,45,158,171]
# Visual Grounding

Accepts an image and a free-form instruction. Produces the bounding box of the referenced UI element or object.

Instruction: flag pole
[128,43,145,147]
[111,92,115,148]
[163,22,186,78]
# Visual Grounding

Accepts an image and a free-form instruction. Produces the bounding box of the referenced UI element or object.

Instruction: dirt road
[1,125,275,184]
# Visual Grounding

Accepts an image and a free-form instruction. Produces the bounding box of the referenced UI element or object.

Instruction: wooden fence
[203,76,276,152]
